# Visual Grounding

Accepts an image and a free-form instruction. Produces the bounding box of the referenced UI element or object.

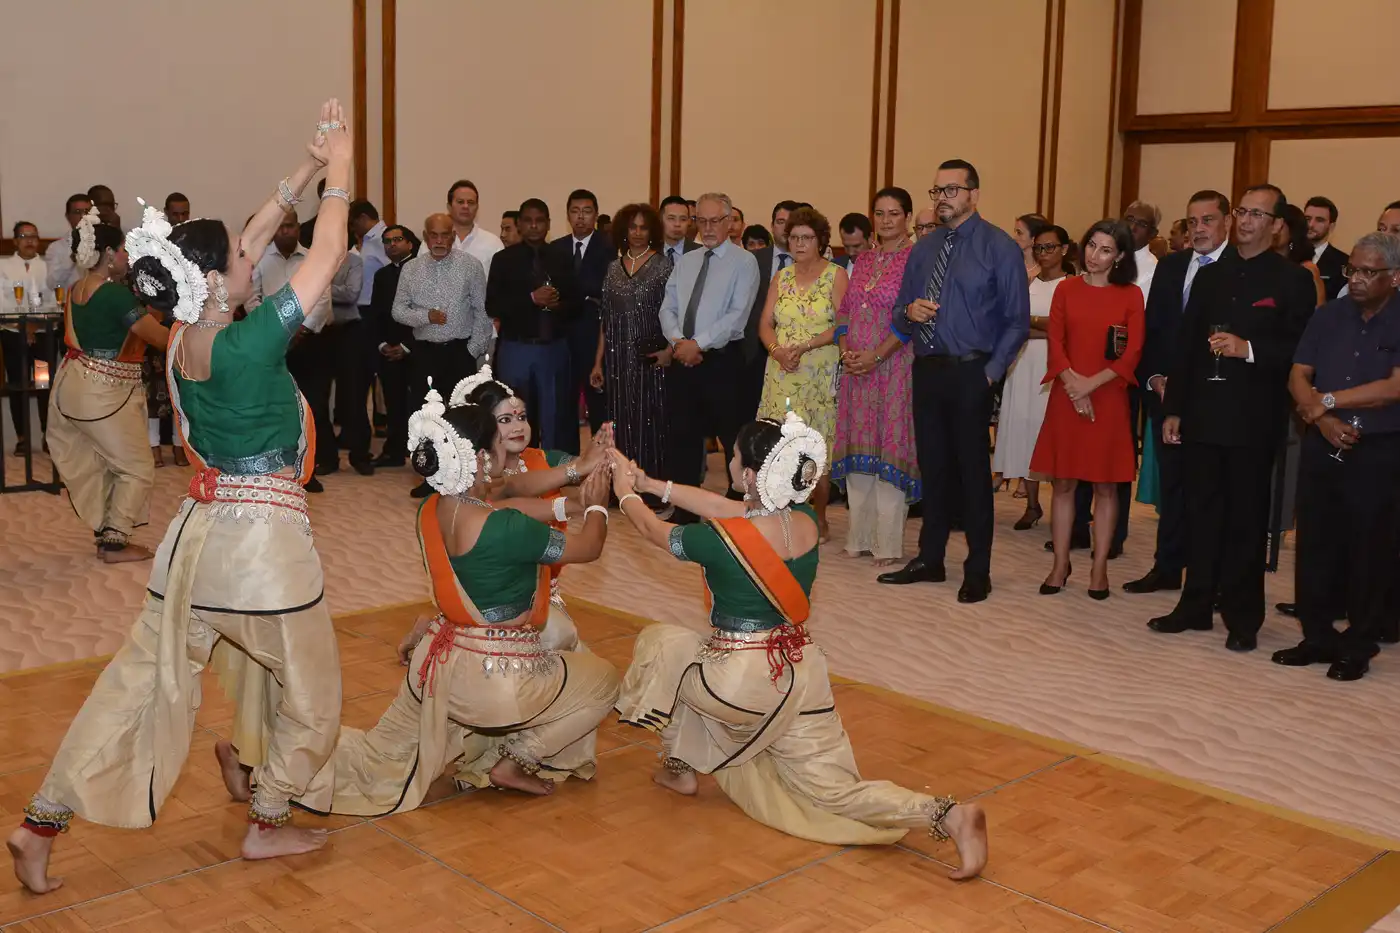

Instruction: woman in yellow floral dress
[757,206,848,538]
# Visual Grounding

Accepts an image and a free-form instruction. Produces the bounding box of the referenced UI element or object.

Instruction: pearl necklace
[189,319,228,330]
[625,248,652,274]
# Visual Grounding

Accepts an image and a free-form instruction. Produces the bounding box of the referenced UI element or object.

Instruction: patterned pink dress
[832,246,919,501]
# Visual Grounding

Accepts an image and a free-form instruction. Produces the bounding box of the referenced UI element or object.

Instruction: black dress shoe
[1327,658,1368,681]
[316,461,340,476]
[1147,613,1212,634]
[957,577,992,603]
[876,560,946,585]
[1275,602,1297,617]
[372,454,406,468]
[1107,542,1123,560]
[1226,633,1257,652]
[1271,642,1334,667]
[349,458,375,476]
[1381,625,1399,645]
[1123,568,1182,594]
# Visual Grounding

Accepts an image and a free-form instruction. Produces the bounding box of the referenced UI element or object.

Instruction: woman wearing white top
[991,224,1073,529]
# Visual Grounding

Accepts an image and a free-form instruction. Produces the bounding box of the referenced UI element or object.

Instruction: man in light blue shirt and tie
[659,191,761,521]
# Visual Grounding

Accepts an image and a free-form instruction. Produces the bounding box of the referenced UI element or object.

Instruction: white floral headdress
[449,362,513,408]
[73,206,102,270]
[125,197,209,323]
[756,409,827,511]
[408,379,478,495]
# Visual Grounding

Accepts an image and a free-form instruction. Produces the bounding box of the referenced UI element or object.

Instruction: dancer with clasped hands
[9,100,356,894]
[274,386,620,815]
[608,414,988,880]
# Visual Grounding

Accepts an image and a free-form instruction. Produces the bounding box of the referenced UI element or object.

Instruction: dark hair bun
[412,440,439,478]
[129,256,180,313]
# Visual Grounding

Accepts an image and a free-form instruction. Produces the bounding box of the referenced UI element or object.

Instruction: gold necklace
[863,242,909,293]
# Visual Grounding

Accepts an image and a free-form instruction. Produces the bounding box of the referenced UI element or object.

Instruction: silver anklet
[924,796,958,841]
[662,756,693,775]
[498,743,541,775]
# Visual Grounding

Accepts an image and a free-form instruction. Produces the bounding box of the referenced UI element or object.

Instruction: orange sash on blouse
[417,493,550,628]
[61,289,151,363]
[705,517,811,625]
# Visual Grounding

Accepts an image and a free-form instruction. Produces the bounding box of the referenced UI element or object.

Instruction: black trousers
[287,330,336,471]
[912,356,995,577]
[1173,442,1274,634]
[326,320,373,464]
[1,329,51,438]
[1071,480,1131,546]
[666,343,744,520]
[737,347,766,425]
[1149,414,1188,574]
[563,313,605,454]
[378,354,411,462]
[1295,431,1400,662]
[410,339,478,420]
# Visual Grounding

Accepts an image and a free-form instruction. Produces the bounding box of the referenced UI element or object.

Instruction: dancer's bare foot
[872,558,895,568]
[943,802,988,880]
[152,446,165,468]
[240,823,327,860]
[173,447,189,467]
[100,544,153,564]
[488,757,554,796]
[652,767,698,796]
[843,549,871,559]
[215,740,251,802]
[7,827,63,894]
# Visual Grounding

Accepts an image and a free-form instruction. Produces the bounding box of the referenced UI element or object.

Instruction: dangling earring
[212,272,229,314]
[483,452,492,475]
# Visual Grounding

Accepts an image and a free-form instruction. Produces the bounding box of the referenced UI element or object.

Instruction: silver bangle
[321,187,350,203]
[552,496,568,523]
[584,504,609,525]
[278,178,301,206]
[564,463,581,485]
[662,480,673,505]
[618,493,643,510]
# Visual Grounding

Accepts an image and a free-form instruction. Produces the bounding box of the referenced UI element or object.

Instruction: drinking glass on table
[1207,323,1227,382]
[12,282,23,306]
[1330,415,1362,463]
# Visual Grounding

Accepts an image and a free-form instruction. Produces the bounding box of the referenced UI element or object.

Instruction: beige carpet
[2,446,1397,852]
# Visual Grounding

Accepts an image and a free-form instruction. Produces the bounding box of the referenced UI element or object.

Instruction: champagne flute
[1330,415,1362,462]
[13,283,24,307]
[55,285,66,307]
[1207,323,1227,382]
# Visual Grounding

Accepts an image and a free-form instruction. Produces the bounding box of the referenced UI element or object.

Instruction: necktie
[667,246,678,264]
[1184,253,1213,304]
[574,240,584,274]
[920,230,955,340]
[777,253,791,272]
[682,250,714,340]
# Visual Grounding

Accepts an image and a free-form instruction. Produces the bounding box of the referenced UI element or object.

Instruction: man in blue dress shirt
[877,160,1029,603]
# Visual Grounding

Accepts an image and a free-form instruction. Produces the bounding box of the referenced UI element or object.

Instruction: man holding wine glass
[1275,232,1400,681]
[1150,185,1317,652]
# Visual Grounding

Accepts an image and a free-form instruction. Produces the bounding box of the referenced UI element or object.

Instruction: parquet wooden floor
[1,602,1394,932]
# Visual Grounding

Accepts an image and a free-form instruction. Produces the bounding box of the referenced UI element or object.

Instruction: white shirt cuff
[1245,341,1255,363]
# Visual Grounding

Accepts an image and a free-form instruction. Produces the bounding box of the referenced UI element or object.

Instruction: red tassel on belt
[764,622,809,684]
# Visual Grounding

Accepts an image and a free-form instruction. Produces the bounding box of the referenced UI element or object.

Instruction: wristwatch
[1321,393,1336,410]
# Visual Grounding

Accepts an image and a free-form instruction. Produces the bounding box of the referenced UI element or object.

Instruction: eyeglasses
[1232,207,1276,221]
[1123,216,1155,230]
[1343,264,1396,282]
[383,235,407,245]
[929,185,972,200]
[788,233,817,245]
[914,222,938,234]
[1031,243,1063,254]
[694,216,729,228]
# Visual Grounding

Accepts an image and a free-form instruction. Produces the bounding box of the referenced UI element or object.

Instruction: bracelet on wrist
[277,178,301,207]
[552,496,568,523]
[584,504,609,525]
[321,187,350,204]
[662,480,673,505]
[618,493,643,510]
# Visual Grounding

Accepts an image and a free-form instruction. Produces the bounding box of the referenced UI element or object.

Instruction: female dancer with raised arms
[274,386,620,815]
[9,100,354,894]
[609,414,988,879]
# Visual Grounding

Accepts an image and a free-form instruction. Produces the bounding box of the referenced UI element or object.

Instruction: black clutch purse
[1105,324,1128,361]
[637,336,670,361]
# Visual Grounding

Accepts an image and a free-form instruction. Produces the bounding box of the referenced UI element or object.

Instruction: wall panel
[1137,142,1235,223]
[0,0,352,238]
[1135,0,1235,116]
[680,0,875,226]
[1269,137,1400,252]
[1052,0,1117,238]
[395,0,653,232]
[892,0,1045,230]
[1268,0,1400,110]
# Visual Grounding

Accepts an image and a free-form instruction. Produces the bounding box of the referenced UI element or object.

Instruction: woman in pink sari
[832,187,919,566]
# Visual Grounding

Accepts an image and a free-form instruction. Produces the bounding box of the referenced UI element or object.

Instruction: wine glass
[1330,415,1362,462]
[1207,323,1227,382]
[12,282,24,307]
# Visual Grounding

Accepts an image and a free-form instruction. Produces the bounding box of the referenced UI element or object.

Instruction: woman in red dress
[1030,220,1144,599]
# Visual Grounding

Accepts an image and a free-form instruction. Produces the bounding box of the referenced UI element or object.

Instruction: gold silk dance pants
[617,623,947,846]
[294,604,619,817]
[45,358,152,540]
[30,500,342,829]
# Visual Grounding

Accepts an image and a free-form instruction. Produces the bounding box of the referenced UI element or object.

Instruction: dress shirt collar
[663,238,684,254]
[940,210,984,240]
[266,242,308,262]
[1195,240,1229,264]
[453,226,478,249]
[572,232,593,253]
[363,220,386,249]
[696,239,730,259]
[1312,240,1328,263]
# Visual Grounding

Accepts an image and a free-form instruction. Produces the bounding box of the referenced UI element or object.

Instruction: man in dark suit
[1148,185,1316,652]
[740,200,802,419]
[659,195,700,265]
[549,188,613,453]
[833,212,873,272]
[488,199,579,451]
[1125,189,1236,594]
[369,225,419,466]
[1303,196,1349,301]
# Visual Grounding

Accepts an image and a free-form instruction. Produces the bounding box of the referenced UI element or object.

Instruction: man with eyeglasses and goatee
[1148,184,1315,654]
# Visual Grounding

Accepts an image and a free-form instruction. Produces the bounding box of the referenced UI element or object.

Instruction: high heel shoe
[1013,505,1043,531]
[1088,578,1110,600]
[1039,561,1071,595]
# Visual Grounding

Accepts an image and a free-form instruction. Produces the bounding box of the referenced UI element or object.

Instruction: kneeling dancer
[263,388,620,815]
[611,414,988,879]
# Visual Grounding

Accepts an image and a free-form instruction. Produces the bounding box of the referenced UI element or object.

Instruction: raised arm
[242,101,341,262]
[288,100,353,317]
[551,466,612,565]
